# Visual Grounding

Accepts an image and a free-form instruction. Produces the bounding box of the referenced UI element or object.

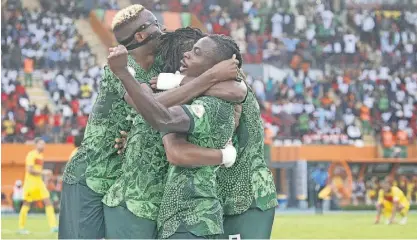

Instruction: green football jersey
[63,56,160,195]
[217,90,278,215]
[157,96,236,239]
[101,57,167,221]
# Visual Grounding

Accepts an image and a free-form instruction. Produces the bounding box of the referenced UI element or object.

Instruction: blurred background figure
[312,165,328,214]
[12,180,24,212]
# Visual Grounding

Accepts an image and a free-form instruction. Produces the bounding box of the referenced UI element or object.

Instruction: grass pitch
[1,212,416,239]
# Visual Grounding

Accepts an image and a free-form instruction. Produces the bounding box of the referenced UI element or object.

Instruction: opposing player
[18,138,58,234]
[108,35,243,239]
[375,179,410,225]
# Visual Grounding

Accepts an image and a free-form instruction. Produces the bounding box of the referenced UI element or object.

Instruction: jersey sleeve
[181,97,235,149]
[25,151,35,167]
[377,189,384,205]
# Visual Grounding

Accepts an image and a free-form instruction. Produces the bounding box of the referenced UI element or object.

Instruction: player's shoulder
[391,186,402,193]
[27,149,37,156]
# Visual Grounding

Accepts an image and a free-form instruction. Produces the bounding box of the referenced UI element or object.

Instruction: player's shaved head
[112,5,161,49]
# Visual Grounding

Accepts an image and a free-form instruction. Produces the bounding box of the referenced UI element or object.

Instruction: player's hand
[108,45,129,76]
[149,77,158,89]
[115,131,128,155]
[210,54,239,82]
[233,104,242,130]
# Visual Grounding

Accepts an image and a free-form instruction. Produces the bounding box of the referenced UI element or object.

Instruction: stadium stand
[1,0,416,151]
[1,0,115,143]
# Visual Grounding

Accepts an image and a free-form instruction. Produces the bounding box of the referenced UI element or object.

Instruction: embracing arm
[153,70,218,107]
[205,80,247,103]
[116,69,191,133]
[123,70,231,111]
[162,133,223,167]
[123,69,218,110]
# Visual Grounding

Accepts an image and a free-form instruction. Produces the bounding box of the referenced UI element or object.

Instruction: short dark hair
[207,34,242,68]
[157,27,205,73]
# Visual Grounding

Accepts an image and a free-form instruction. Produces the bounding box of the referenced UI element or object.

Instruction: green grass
[271,213,417,239]
[1,213,416,239]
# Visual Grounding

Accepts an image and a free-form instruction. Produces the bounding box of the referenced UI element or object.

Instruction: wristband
[157,71,185,90]
[220,144,237,168]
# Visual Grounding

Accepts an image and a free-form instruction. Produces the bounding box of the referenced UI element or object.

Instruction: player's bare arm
[204,80,247,103]
[162,133,223,167]
[108,45,195,133]
[148,68,247,105]
[123,55,242,109]
[161,104,241,167]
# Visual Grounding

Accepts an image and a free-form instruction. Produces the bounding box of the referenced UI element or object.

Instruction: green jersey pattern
[63,56,154,195]
[217,89,277,215]
[157,96,235,239]
[102,57,166,221]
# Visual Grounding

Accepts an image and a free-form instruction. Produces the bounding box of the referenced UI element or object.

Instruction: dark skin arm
[116,69,190,133]
[123,61,245,110]
[204,80,247,103]
[109,45,243,133]
[109,45,196,133]
[123,71,241,110]
[162,133,223,167]
[148,68,247,105]
[162,105,241,167]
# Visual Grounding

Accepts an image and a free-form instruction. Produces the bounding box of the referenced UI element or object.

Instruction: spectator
[352,177,366,206]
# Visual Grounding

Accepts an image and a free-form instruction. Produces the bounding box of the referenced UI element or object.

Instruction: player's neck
[130,42,157,70]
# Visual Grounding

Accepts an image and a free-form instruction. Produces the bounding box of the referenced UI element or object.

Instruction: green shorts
[58,179,105,239]
[221,207,275,239]
[167,225,216,239]
[103,204,157,239]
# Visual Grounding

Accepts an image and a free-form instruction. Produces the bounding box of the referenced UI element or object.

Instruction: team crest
[190,104,205,118]
[127,66,136,77]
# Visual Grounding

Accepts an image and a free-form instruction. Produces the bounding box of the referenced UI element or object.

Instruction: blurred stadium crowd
[2,0,417,153]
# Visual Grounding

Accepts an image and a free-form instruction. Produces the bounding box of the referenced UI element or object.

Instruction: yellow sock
[45,205,57,228]
[18,205,30,230]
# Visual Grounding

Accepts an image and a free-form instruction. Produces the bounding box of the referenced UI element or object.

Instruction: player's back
[217,89,277,215]
[379,186,409,205]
